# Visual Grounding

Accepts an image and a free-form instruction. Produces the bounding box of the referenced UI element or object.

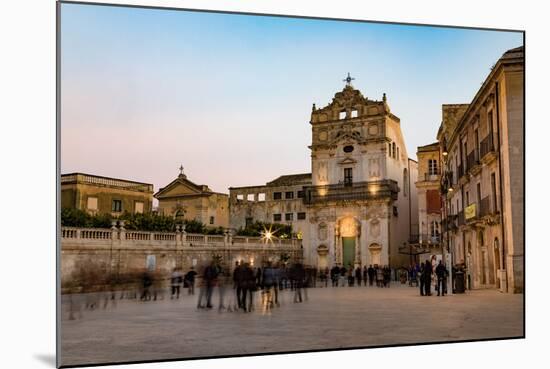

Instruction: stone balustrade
[60,227,303,287]
[60,226,301,249]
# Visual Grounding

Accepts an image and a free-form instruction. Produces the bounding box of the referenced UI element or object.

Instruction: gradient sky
[60,3,523,196]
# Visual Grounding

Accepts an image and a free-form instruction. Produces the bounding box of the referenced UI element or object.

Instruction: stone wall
[61,226,302,291]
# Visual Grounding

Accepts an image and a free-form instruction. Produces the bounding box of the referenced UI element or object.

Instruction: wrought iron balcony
[457,210,465,226]
[457,164,464,179]
[480,134,497,160]
[466,151,480,172]
[408,233,440,245]
[302,180,399,205]
[479,196,497,217]
[442,214,458,231]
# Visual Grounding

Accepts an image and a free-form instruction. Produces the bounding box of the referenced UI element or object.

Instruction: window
[343,145,354,153]
[430,221,440,239]
[396,147,400,160]
[392,143,396,158]
[236,194,244,201]
[112,199,122,212]
[475,129,480,160]
[339,111,346,119]
[466,191,470,206]
[134,201,144,214]
[477,183,481,205]
[491,173,497,213]
[285,213,294,221]
[285,191,294,199]
[87,196,98,211]
[273,192,282,200]
[403,169,408,197]
[209,216,215,225]
[488,111,494,135]
[297,190,305,198]
[247,194,255,201]
[428,159,438,175]
[245,217,253,227]
[297,212,306,220]
[388,143,392,157]
[258,193,266,201]
[351,109,358,118]
[344,168,353,186]
[273,214,282,222]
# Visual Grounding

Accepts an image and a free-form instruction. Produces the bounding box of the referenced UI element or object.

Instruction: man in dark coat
[419,263,425,296]
[203,261,219,308]
[423,260,433,296]
[355,267,362,287]
[435,260,448,296]
[367,265,375,286]
[330,265,340,287]
[233,261,244,309]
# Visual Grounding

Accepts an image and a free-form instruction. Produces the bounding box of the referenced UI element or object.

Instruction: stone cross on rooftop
[343,72,355,86]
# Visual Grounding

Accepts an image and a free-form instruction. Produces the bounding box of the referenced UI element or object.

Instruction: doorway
[342,237,355,269]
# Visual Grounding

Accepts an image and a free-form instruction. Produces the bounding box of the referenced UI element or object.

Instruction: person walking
[376,266,383,287]
[170,267,183,299]
[419,263,425,296]
[184,267,197,295]
[424,260,433,296]
[435,260,448,296]
[355,266,362,287]
[340,265,347,287]
[368,265,375,286]
[330,265,340,287]
[203,261,219,309]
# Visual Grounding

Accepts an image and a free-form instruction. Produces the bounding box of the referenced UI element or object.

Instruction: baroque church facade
[230,79,418,269]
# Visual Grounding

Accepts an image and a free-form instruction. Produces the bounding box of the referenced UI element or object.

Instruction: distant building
[229,173,312,237]
[437,46,524,293]
[61,173,154,215]
[411,142,443,260]
[154,168,229,229]
[230,79,418,269]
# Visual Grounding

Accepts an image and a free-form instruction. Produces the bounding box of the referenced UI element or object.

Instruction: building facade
[411,142,443,261]
[61,173,154,216]
[229,173,311,236]
[230,81,418,269]
[438,46,524,293]
[155,169,229,229]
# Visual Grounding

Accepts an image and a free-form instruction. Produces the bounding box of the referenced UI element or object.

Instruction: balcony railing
[480,134,495,159]
[457,164,464,179]
[423,173,440,181]
[302,180,399,205]
[408,233,440,245]
[479,196,495,217]
[457,210,465,226]
[442,214,458,231]
[466,151,480,172]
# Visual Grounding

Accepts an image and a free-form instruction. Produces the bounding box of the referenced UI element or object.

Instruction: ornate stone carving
[318,222,328,241]
[370,219,380,238]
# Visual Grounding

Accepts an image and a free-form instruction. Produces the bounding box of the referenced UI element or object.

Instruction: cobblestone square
[60,284,523,367]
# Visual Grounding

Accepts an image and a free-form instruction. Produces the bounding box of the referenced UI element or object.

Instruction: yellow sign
[465,204,477,220]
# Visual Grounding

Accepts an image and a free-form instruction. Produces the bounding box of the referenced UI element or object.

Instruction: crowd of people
[63,258,451,320]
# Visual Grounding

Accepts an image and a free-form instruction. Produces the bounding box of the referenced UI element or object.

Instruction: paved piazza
[60,284,523,366]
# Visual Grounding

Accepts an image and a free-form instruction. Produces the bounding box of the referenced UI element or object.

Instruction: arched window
[388,142,392,157]
[403,168,408,197]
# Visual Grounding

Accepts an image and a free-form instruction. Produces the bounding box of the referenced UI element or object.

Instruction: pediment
[154,176,205,199]
[337,157,357,165]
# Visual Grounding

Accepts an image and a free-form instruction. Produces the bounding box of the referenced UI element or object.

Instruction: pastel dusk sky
[60,3,523,195]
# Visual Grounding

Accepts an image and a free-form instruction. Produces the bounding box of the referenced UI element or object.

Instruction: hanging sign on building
[465,204,477,220]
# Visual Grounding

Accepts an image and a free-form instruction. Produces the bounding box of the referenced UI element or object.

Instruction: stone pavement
[60,283,523,367]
